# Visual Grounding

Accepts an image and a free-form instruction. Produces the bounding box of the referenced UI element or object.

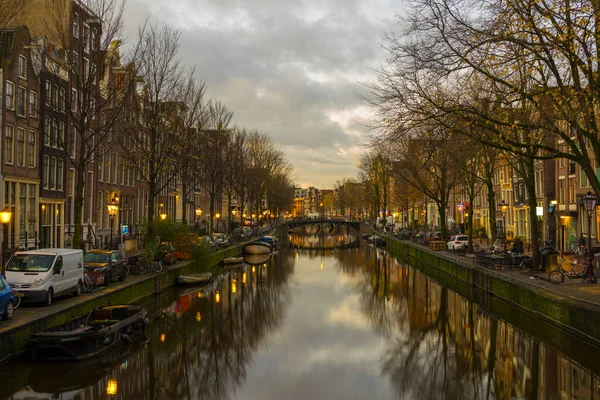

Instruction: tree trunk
[72,166,86,250]
[486,179,497,244]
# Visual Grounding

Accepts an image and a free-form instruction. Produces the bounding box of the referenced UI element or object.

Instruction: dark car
[0,274,15,320]
[156,243,177,266]
[84,250,127,286]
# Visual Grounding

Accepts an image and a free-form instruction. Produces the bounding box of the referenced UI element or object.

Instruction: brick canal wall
[386,236,600,344]
[0,246,241,363]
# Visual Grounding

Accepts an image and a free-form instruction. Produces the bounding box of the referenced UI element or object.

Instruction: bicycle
[11,288,21,309]
[150,260,163,273]
[82,272,94,292]
[549,256,588,284]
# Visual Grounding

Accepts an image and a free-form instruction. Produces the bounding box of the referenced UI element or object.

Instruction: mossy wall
[384,235,600,344]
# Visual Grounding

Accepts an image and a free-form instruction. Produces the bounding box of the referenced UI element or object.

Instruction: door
[50,255,65,295]
[40,226,51,249]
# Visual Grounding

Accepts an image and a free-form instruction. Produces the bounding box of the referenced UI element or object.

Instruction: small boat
[258,235,277,247]
[244,253,271,265]
[176,272,213,285]
[244,242,272,255]
[223,256,244,265]
[29,304,148,361]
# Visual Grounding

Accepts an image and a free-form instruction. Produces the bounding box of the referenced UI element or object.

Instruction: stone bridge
[285,219,361,232]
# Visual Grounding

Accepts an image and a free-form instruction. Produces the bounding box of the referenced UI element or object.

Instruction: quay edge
[385,235,600,346]
[0,246,242,364]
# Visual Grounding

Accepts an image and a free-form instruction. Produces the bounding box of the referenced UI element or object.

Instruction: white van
[5,249,84,306]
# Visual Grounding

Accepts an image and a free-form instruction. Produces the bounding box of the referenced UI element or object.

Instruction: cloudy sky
[122,0,401,188]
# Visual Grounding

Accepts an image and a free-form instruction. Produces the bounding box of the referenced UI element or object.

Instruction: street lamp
[195,207,203,220]
[159,212,167,221]
[107,201,119,250]
[0,208,12,274]
[582,191,597,283]
[499,199,509,251]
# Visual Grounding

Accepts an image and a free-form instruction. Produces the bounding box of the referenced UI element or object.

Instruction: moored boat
[258,235,277,247]
[176,272,213,285]
[29,304,148,361]
[244,253,271,265]
[244,242,272,255]
[223,256,244,265]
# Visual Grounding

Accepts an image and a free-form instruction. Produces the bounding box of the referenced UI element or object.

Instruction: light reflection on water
[2,234,600,400]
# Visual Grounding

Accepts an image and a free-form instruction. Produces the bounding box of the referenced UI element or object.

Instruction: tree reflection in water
[147,251,295,400]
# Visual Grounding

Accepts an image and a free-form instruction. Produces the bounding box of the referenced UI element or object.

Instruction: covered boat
[244,253,271,266]
[258,235,277,247]
[244,242,272,255]
[29,304,148,361]
[176,272,213,285]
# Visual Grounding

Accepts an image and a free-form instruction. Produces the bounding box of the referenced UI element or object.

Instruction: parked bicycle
[11,288,22,309]
[549,256,588,284]
[82,272,95,292]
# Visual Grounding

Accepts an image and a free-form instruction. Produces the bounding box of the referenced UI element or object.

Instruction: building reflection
[358,245,600,400]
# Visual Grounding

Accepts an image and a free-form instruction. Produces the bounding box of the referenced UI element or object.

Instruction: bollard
[154,275,161,295]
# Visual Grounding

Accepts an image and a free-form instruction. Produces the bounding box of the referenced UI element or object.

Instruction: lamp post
[499,199,508,251]
[107,201,119,250]
[160,212,167,221]
[0,208,12,274]
[231,208,238,233]
[215,213,221,232]
[582,191,597,283]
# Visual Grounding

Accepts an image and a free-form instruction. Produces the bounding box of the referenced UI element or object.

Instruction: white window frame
[5,125,14,165]
[28,131,36,168]
[5,81,14,110]
[18,55,26,79]
[16,86,26,116]
[29,90,37,117]
[73,13,79,38]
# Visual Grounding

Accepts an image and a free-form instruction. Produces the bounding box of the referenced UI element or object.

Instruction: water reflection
[3,237,600,399]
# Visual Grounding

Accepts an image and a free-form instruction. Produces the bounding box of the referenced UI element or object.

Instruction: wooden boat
[244,242,272,255]
[29,304,148,361]
[223,256,244,265]
[244,253,271,265]
[176,272,213,285]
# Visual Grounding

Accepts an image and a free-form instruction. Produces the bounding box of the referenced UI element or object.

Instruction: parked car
[447,235,469,250]
[0,274,15,320]
[84,250,128,286]
[156,243,177,266]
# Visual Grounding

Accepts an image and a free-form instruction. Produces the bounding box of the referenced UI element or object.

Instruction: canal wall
[386,237,600,344]
[0,246,241,363]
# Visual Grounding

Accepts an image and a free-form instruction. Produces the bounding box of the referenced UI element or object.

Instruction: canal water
[2,232,600,399]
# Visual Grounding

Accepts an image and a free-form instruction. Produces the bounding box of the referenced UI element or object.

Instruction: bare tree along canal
[2,232,600,399]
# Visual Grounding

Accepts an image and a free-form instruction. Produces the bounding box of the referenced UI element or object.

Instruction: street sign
[122,224,129,236]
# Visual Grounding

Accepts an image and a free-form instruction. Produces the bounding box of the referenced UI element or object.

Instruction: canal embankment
[0,246,242,364]
[385,235,600,345]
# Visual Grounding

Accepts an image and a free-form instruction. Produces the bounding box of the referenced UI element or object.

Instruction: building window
[5,81,14,109]
[51,119,57,147]
[559,179,565,204]
[18,55,26,78]
[83,58,89,81]
[70,125,77,158]
[29,91,37,117]
[71,88,77,111]
[99,145,104,182]
[44,117,51,146]
[58,121,65,149]
[59,87,66,112]
[17,86,26,116]
[52,84,58,109]
[50,157,56,189]
[45,80,51,106]
[73,13,79,38]
[4,125,13,164]
[113,150,118,183]
[17,86,27,116]
[83,24,90,53]
[91,28,97,51]
[43,156,49,189]
[72,51,78,74]
[28,131,36,167]
[569,178,576,204]
[16,128,25,167]
[57,159,64,191]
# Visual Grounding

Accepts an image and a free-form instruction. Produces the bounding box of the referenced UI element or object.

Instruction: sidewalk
[455,242,600,309]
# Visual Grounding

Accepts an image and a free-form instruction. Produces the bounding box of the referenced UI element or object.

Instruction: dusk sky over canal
[122,0,400,188]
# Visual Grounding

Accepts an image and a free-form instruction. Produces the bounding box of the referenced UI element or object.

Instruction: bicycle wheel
[83,275,94,292]
[151,261,163,273]
[124,264,130,277]
[549,270,563,284]
[11,289,21,309]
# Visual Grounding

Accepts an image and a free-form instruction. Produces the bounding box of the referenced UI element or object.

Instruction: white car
[447,235,469,250]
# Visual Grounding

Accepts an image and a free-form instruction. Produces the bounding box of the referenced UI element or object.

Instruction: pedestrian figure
[512,237,524,255]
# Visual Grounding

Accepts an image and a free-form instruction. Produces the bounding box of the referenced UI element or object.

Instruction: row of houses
[395,153,591,252]
[0,1,228,252]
